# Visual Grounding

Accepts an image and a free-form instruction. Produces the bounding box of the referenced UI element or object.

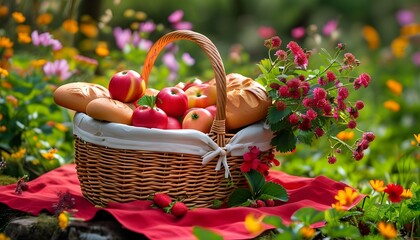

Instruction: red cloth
[0,164,364,240]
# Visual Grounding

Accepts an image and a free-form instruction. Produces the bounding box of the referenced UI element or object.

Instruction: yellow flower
[62,19,79,34]
[378,221,397,239]
[0,233,11,240]
[300,226,315,239]
[334,187,359,207]
[391,37,408,58]
[386,79,402,96]
[362,25,380,50]
[414,134,420,146]
[384,100,400,112]
[41,148,58,160]
[58,211,69,230]
[31,59,47,68]
[80,23,98,38]
[12,11,25,23]
[0,126,6,132]
[401,23,420,37]
[332,201,344,211]
[401,189,413,199]
[369,179,386,192]
[95,41,109,57]
[37,13,53,26]
[18,32,31,44]
[0,113,2,120]
[0,5,9,17]
[0,67,9,78]
[0,36,13,48]
[11,148,26,159]
[336,131,354,141]
[55,123,68,132]
[16,24,31,34]
[244,213,265,235]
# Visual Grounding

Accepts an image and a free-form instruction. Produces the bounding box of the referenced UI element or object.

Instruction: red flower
[240,147,261,173]
[384,183,404,203]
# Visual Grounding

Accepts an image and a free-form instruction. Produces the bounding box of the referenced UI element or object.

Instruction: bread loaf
[209,73,271,130]
[86,97,133,125]
[53,82,110,113]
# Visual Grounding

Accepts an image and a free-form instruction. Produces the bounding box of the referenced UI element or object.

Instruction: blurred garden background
[0,0,419,192]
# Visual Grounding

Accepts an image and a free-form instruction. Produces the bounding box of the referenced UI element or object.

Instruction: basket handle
[141,30,227,147]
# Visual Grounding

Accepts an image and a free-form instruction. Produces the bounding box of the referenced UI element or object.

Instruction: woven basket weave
[74,30,271,208]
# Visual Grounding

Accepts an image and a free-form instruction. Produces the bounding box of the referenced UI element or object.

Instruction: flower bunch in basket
[256,36,374,162]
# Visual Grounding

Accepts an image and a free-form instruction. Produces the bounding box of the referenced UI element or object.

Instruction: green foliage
[227,170,288,207]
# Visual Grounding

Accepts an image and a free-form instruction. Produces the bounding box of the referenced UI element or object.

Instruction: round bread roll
[86,98,133,125]
[53,82,110,113]
[209,73,271,130]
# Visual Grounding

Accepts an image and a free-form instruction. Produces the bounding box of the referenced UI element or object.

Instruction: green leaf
[271,129,296,153]
[193,226,223,240]
[296,130,314,145]
[263,215,286,229]
[267,106,292,124]
[291,207,325,225]
[321,224,361,239]
[227,188,253,207]
[407,200,420,211]
[137,95,156,108]
[244,170,266,196]
[260,182,288,202]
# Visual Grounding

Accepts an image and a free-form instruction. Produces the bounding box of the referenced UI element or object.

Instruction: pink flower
[182,53,195,66]
[140,21,156,33]
[412,52,420,66]
[113,27,132,49]
[322,20,338,36]
[31,31,62,50]
[288,113,300,125]
[168,10,184,23]
[287,41,308,68]
[291,26,305,39]
[43,59,72,81]
[396,10,415,26]
[168,10,192,30]
[326,70,336,82]
[275,50,287,61]
[258,26,276,39]
[313,87,327,101]
[354,73,371,89]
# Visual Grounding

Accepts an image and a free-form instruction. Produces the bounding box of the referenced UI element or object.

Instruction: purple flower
[43,59,72,81]
[323,20,338,36]
[412,52,420,66]
[168,10,184,23]
[396,10,415,26]
[31,31,62,50]
[137,38,153,51]
[182,53,195,66]
[140,21,156,33]
[291,26,305,39]
[113,27,132,49]
[168,10,192,30]
[162,52,179,72]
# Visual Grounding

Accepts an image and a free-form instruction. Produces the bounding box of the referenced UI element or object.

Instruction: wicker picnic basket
[73,30,274,208]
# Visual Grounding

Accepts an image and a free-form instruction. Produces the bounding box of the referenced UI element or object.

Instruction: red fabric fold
[0,164,364,240]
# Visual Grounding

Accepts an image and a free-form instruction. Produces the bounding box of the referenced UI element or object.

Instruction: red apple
[182,108,214,133]
[156,87,188,117]
[205,105,217,118]
[184,84,217,108]
[167,116,182,129]
[132,105,168,129]
[108,70,146,103]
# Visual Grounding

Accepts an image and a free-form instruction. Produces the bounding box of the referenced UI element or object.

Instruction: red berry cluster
[259,36,374,162]
[151,193,188,218]
[250,199,279,208]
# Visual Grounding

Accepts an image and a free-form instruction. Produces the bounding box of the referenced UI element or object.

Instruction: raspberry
[363,132,375,142]
[328,156,337,164]
[170,201,188,217]
[265,199,275,207]
[153,193,172,208]
[256,200,266,208]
